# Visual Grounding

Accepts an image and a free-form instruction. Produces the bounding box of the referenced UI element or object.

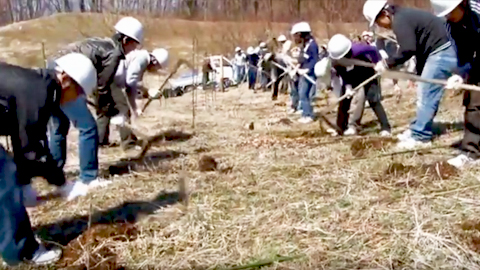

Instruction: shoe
[86,178,113,189]
[326,128,338,137]
[22,185,39,208]
[298,117,314,124]
[447,154,475,169]
[397,130,412,141]
[295,110,303,115]
[344,127,357,136]
[395,138,431,150]
[287,109,296,114]
[28,245,62,265]
[60,181,88,201]
[379,130,392,137]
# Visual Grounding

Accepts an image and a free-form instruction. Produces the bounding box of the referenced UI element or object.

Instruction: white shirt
[234,52,246,66]
[114,49,150,90]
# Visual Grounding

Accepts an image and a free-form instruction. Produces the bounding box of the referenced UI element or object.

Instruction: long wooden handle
[271,60,317,85]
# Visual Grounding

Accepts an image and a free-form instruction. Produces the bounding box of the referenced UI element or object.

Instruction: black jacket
[388,7,451,74]
[53,37,125,95]
[0,62,64,184]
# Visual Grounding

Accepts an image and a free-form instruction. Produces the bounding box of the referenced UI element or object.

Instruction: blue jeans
[299,76,315,118]
[410,45,458,141]
[235,65,245,83]
[248,67,257,89]
[290,78,300,110]
[0,147,39,266]
[48,96,99,182]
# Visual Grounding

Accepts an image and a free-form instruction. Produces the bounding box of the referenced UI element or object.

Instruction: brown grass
[3,13,480,270]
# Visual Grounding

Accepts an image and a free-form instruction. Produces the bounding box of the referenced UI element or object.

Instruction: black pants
[95,85,136,147]
[0,146,39,266]
[461,90,480,158]
[272,67,287,99]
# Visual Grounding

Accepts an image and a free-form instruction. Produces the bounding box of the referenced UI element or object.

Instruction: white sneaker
[60,181,88,201]
[295,110,303,115]
[395,138,431,150]
[22,185,39,208]
[344,127,357,136]
[326,128,338,137]
[379,130,392,137]
[447,154,475,169]
[397,129,412,141]
[287,109,296,114]
[86,178,113,189]
[298,117,313,124]
[28,245,62,265]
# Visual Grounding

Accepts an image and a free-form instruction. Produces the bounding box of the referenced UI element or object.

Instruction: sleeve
[386,22,417,68]
[96,47,124,93]
[300,42,319,71]
[470,0,480,16]
[126,54,148,90]
[365,46,381,63]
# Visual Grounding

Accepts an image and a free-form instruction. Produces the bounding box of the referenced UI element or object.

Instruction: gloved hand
[379,49,389,60]
[345,85,355,98]
[148,88,160,98]
[288,69,297,78]
[111,115,126,127]
[297,68,309,76]
[136,108,143,116]
[264,52,273,61]
[374,61,387,73]
[446,74,463,90]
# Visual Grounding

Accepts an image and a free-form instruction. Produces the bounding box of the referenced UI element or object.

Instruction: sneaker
[28,245,62,265]
[379,130,392,137]
[298,117,314,124]
[344,127,357,136]
[326,128,339,137]
[397,129,412,141]
[22,185,40,208]
[86,178,113,189]
[447,154,475,169]
[287,109,296,114]
[395,137,431,150]
[295,110,303,115]
[60,181,88,201]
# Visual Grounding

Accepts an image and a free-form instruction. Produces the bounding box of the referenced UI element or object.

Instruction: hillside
[1,13,478,270]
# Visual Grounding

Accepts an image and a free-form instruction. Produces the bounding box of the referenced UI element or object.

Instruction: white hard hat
[151,48,169,67]
[314,57,332,78]
[327,34,352,60]
[247,46,254,54]
[431,0,462,17]
[362,31,373,37]
[291,22,311,35]
[235,47,241,52]
[114,17,144,44]
[363,0,388,27]
[55,53,97,95]
[259,42,267,48]
[277,35,287,42]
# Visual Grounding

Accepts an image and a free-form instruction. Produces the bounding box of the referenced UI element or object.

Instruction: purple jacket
[334,43,380,88]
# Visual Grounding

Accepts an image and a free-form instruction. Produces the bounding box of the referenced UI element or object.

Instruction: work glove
[148,88,160,99]
[264,52,273,61]
[379,49,389,60]
[374,61,387,73]
[297,68,309,76]
[111,114,126,127]
[446,74,463,90]
[345,84,355,98]
[288,69,297,78]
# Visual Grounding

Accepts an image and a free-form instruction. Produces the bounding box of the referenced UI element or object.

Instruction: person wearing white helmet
[233,47,247,84]
[290,21,319,124]
[326,34,391,137]
[246,46,260,90]
[0,53,97,266]
[114,48,169,120]
[363,0,458,150]
[431,0,480,168]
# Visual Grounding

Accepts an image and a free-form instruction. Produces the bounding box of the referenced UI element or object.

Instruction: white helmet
[291,22,311,35]
[327,34,352,60]
[259,42,267,48]
[363,0,388,27]
[114,17,144,44]
[151,48,169,67]
[431,0,462,17]
[277,35,287,42]
[235,47,241,52]
[314,57,332,78]
[55,53,97,95]
[247,46,254,55]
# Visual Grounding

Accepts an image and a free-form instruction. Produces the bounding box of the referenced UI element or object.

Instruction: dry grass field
[1,13,480,270]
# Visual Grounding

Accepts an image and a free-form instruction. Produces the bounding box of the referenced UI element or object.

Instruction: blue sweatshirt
[298,38,319,77]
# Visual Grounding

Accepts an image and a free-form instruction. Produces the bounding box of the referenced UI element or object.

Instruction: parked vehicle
[162,69,202,98]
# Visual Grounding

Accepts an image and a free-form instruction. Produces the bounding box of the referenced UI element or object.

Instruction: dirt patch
[350,137,398,157]
[199,155,217,172]
[277,130,327,139]
[58,224,139,269]
[457,220,480,254]
[376,162,458,183]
